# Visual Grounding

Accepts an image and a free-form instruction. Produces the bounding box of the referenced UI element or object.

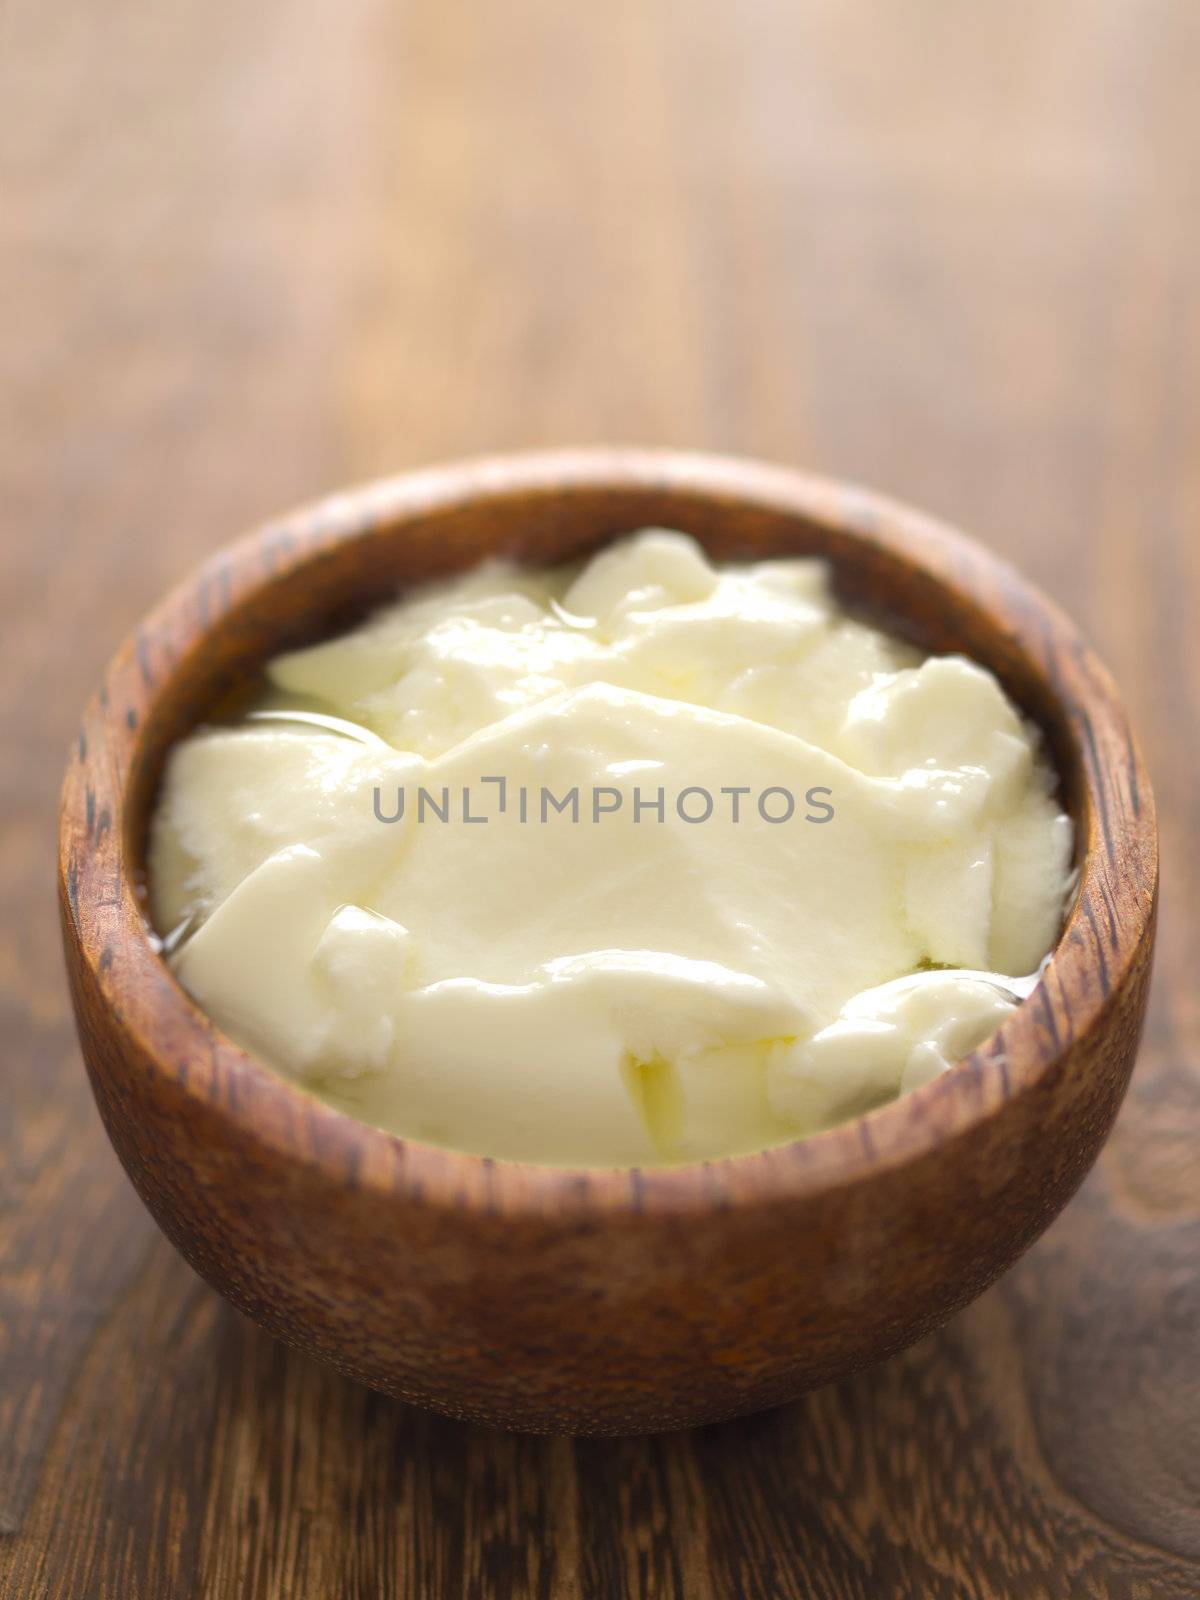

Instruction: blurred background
[3,2,1198,1596]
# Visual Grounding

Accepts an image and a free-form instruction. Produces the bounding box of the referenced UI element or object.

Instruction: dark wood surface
[3,1,1198,1595]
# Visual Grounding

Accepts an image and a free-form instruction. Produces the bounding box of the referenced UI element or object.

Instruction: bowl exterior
[58,449,1158,1434]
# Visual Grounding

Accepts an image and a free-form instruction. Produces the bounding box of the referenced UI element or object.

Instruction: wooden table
[3,1,1198,1594]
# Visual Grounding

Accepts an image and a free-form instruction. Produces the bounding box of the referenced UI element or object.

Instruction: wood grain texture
[3,0,1199,1593]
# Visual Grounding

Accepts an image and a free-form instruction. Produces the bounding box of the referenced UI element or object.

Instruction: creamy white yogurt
[149,531,1073,1164]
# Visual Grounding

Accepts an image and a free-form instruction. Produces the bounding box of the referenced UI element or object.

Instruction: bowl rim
[59,446,1158,1219]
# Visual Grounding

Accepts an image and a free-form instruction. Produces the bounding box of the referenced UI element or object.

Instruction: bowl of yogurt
[59,450,1157,1433]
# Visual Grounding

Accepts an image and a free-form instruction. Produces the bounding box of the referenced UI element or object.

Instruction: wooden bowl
[59,449,1157,1435]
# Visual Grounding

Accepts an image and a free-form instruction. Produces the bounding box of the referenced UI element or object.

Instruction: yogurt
[149,531,1073,1164]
